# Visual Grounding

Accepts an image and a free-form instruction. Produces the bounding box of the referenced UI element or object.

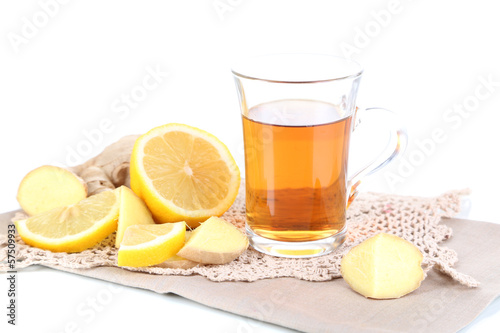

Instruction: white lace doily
[0,187,478,287]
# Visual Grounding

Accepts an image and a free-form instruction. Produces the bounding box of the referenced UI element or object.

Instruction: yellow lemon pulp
[15,189,120,253]
[130,123,240,228]
[117,222,186,267]
[115,186,154,248]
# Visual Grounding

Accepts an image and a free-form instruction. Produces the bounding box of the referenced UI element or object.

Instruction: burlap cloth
[2,189,500,332]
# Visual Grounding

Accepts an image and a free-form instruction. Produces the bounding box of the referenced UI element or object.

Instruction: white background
[1,0,499,332]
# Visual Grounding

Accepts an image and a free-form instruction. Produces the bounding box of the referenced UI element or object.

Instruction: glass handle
[347,107,408,208]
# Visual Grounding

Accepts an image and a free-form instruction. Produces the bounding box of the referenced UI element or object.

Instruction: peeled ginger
[177,216,248,264]
[340,233,424,299]
[17,165,88,216]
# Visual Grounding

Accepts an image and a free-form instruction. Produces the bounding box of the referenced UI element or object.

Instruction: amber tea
[243,99,353,243]
[233,53,406,257]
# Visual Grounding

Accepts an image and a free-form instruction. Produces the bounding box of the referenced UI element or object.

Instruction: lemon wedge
[117,222,186,267]
[115,186,154,248]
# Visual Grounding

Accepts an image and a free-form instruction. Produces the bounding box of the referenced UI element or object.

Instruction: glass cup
[231,54,407,258]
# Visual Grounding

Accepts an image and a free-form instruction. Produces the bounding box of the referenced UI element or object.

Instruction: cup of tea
[232,54,407,258]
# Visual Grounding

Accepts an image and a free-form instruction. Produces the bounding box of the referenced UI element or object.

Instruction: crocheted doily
[0,187,478,287]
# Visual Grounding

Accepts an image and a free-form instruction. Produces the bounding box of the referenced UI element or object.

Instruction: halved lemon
[15,189,120,253]
[130,123,240,228]
[117,222,186,267]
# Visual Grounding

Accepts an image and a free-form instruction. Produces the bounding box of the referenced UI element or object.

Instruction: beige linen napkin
[1,210,499,333]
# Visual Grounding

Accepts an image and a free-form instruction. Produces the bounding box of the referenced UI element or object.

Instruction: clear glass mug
[232,54,407,258]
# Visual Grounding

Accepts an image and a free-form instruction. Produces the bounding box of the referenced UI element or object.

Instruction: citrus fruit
[117,222,186,267]
[115,186,154,248]
[15,189,120,253]
[130,123,240,228]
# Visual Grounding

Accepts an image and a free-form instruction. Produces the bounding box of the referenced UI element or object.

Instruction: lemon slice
[117,222,186,267]
[15,189,120,253]
[130,123,240,228]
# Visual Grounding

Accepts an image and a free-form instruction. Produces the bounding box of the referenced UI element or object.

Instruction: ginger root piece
[70,135,140,195]
[115,186,155,248]
[340,233,424,299]
[177,216,248,264]
[17,165,88,216]
[155,255,200,269]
